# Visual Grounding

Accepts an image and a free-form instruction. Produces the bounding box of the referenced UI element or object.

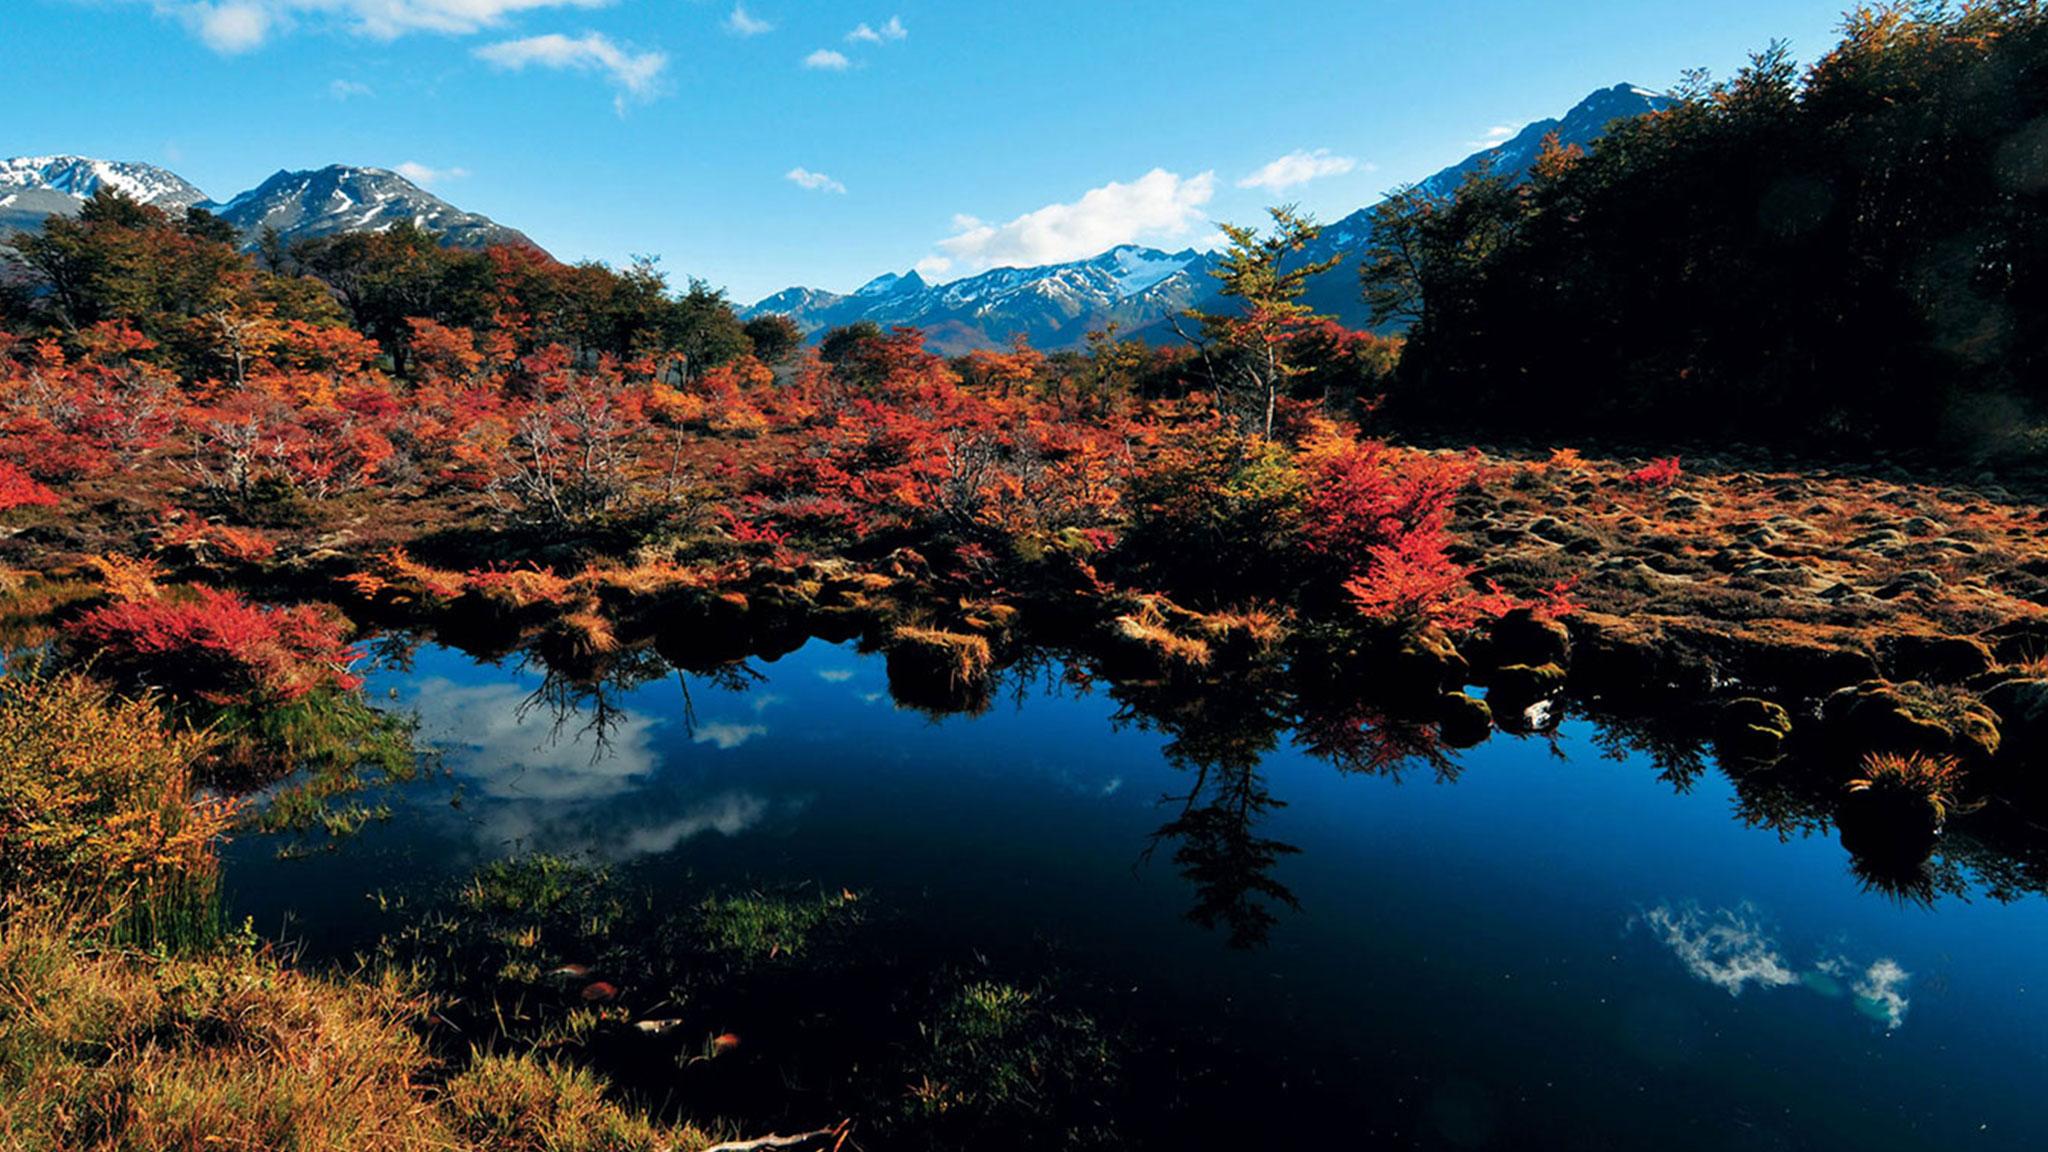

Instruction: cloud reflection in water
[404,674,778,859]
[1635,901,1911,1031]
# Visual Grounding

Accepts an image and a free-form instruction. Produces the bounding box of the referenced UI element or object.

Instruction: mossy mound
[1881,633,1995,684]
[1822,680,2001,767]
[1437,691,1494,748]
[884,626,994,714]
[1482,607,1572,671]
[1488,662,1568,715]
[1714,697,1794,761]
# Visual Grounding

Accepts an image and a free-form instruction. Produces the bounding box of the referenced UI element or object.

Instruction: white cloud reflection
[1635,901,1911,1031]
[1638,901,1798,996]
[410,677,660,802]
[405,675,780,859]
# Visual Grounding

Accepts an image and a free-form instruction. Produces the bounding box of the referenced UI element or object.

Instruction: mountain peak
[213,163,534,251]
[0,155,212,210]
[2,154,537,255]
[853,270,926,297]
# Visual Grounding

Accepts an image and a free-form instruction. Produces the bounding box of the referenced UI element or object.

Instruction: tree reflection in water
[382,625,2048,953]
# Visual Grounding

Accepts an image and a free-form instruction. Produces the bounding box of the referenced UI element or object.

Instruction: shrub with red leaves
[1341,529,1478,629]
[68,588,362,705]
[1624,456,1683,488]
[1298,436,1473,564]
[0,461,59,512]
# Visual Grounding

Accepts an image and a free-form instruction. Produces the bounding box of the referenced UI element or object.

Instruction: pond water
[222,637,2048,1150]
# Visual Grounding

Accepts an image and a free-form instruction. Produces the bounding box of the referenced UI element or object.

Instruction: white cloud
[803,48,850,71]
[785,166,846,194]
[932,168,1216,274]
[725,3,772,36]
[394,161,468,187]
[188,1,271,53]
[846,15,905,44]
[150,1,615,53]
[406,677,661,803]
[1237,148,1360,191]
[328,78,373,100]
[475,31,669,111]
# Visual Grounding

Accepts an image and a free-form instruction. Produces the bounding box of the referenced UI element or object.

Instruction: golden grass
[888,626,994,690]
[1112,612,1214,670]
[1848,750,1966,822]
[0,673,233,941]
[0,921,707,1152]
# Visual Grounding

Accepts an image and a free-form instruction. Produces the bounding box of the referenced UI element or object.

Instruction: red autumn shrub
[1341,527,1477,629]
[1298,434,1474,564]
[1624,456,1683,488]
[68,588,362,705]
[0,461,59,512]
[156,513,278,564]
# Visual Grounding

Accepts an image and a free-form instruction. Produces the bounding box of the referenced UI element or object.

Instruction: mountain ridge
[0,156,535,253]
[747,81,1676,352]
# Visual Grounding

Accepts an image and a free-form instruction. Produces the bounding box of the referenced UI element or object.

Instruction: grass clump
[690,886,863,967]
[441,1050,701,1152]
[0,672,234,948]
[1848,751,1965,824]
[884,626,995,713]
[0,683,708,1151]
[0,919,707,1152]
[898,977,1119,1149]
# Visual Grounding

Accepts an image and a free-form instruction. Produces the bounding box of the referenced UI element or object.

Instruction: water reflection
[1634,900,1913,1031]
[399,658,786,859]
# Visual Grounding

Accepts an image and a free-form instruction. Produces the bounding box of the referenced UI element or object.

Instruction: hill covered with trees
[1363,2,2048,455]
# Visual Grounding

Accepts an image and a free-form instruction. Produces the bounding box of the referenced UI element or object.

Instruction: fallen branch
[699,1119,852,1152]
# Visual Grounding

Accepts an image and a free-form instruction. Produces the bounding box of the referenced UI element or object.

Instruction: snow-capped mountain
[743,246,1223,355]
[213,166,533,250]
[0,156,212,234]
[1,157,534,253]
[750,82,1676,350]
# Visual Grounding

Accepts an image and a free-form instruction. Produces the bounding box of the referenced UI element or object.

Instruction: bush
[0,460,58,512]
[68,587,363,706]
[1120,433,1305,604]
[0,673,233,942]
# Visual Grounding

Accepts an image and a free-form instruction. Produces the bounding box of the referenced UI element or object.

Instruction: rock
[1395,625,1469,695]
[1821,680,2001,765]
[1488,662,1567,713]
[1881,634,1995,684]
[1437,691,1493,748]
[1983,678,2048,759]
[1715,697,1793,760]
[1875,570,1945,599]
[1982,621,2048,667]
[1485,608,1572,670]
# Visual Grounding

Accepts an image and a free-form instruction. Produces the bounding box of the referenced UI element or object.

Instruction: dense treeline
[1364,1,2048,454]
[1,193,759,383]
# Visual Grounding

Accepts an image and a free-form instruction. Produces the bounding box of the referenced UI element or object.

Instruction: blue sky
[9,0,1849,302]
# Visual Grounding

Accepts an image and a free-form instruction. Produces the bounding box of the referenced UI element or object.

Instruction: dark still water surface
[223,638,2048,1150]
